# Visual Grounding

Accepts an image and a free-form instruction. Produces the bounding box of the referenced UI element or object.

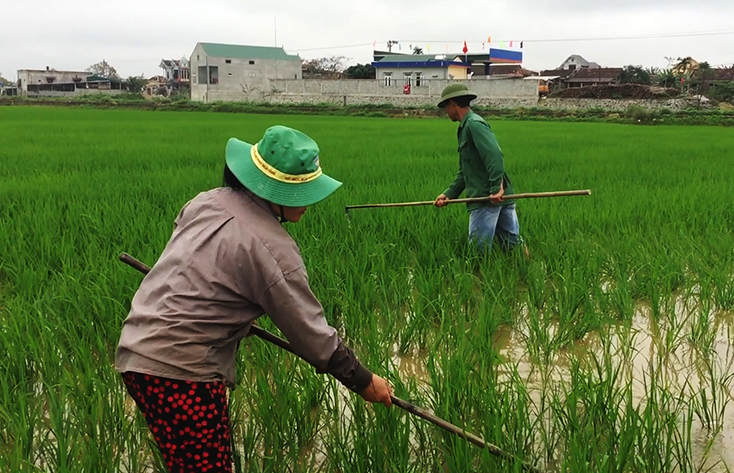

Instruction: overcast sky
[1,0,733,80]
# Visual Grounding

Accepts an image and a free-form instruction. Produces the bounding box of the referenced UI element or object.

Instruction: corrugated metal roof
[567,67,623,80]
[199,43,300,61]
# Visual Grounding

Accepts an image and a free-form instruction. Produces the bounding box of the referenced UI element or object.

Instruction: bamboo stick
[345,189,591,211]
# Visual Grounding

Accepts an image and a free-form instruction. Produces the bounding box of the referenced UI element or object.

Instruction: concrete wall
[190,43,302,102]
[267,78,538,102]
[540,97,693,111]
[25,89,126,98]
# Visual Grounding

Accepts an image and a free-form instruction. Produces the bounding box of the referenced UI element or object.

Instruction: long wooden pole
[118,252,543,473]
[345,189,591,212]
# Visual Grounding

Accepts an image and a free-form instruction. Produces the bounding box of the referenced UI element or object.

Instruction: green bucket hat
[437,83,478,108]
[225,125,342,207]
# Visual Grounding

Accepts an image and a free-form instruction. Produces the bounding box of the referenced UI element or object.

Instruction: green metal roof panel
[200,43,300,61]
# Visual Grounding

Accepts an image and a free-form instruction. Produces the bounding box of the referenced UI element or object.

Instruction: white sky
[1,0,733,80]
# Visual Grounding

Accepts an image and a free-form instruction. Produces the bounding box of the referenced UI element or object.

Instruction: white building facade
[190,43,302,102]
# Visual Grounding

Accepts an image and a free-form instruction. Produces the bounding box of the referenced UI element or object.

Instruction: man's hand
[434,194,450,208]
[359,375,393,407]
[489,182,504,204]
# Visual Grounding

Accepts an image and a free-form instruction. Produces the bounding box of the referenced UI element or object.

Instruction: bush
[625,105,658,124]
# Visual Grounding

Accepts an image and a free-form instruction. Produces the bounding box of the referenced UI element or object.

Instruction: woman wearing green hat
[434,83,525,254]
[115,125,392,473]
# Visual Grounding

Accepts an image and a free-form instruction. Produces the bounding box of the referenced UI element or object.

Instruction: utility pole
[387,40,398,53]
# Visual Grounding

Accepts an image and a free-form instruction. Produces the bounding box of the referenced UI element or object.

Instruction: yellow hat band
[251,144,322,184]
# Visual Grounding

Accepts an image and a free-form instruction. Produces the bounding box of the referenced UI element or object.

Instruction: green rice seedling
[2,107,734,471]
[690,346,734,433]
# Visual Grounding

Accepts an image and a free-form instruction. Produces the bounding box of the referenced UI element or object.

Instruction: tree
[123,75,147,94]
[87,60,119,78]
[657,69,679,88]
[693,62,714,104]
[0,72,10,86]
[709,81,734,104]
[301,56,348,79]
[413,47,423,55]
[344,64,376,79]
[620,65,651,85]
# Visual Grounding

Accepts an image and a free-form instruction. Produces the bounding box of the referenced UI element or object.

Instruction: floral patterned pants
[122,371,233,472]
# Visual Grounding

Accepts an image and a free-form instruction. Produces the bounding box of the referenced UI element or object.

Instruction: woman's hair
[222,163,246,189]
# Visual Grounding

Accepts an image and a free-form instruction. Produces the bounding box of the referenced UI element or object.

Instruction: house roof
[566,67,623,81]
[561,55,590,67]
[18,69,88,75]
[540,69,574,79]
[489,64,524,74]
[373,54,471,68]
[199,43,300,61]
[711,68,734,81]
[86,74,122,83]
[525,76,561,81]
[377,54,463,62]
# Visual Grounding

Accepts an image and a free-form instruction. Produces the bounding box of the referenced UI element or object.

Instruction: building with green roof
[190,42,302,102]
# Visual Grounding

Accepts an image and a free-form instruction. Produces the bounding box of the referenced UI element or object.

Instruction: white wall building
[17,68,123,97]
[558,55,601,71]
[189,43,301,102]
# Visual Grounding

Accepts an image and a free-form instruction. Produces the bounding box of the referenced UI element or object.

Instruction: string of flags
[374,37,525,53]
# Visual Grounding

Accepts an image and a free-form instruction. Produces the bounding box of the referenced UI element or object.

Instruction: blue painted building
[372,49,523,86]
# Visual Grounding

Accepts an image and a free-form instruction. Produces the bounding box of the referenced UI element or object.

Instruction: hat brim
[225,138,342,207]
[438,91,478,108]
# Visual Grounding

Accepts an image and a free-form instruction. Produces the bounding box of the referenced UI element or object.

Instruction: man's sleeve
[444,165,466,199]
[469,121,505,194]
[257,267,373,393]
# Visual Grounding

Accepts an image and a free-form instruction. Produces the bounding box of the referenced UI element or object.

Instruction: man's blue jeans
[468,203,521,253]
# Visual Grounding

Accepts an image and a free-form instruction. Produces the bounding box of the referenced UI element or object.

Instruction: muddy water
[393,299,734,472]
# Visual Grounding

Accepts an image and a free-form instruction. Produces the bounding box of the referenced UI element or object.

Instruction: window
[383,72,392,86]
[225,59,231,64]
[403,72,412,86]
[209,66,219,85]
[197,66,207,84]
[415,73,422,87]
[249,60,255,65]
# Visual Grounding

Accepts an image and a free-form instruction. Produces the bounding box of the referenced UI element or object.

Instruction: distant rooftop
[199,43,300,61]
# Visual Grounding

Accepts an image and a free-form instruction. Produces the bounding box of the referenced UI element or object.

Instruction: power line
[402,28,734,43]
[521,29,734,43]
[293,29,734,53]
[295,43,373,52]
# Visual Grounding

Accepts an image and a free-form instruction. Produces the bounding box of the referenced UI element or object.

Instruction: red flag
[462,41,468,54]
[510,40,514,48]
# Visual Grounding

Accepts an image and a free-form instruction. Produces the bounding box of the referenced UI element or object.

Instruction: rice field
[1,106,733,472]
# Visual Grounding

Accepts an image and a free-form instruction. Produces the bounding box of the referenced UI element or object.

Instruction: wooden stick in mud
[345,189,591,214]
[119,252,544,473]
